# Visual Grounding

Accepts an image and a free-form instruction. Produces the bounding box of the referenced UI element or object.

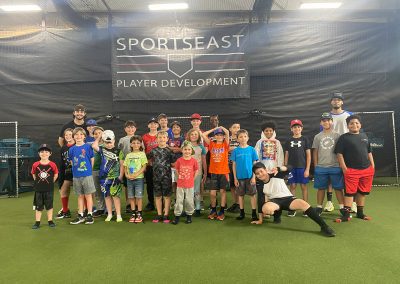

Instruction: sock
[34,221,40,225]
[220,206,225,214]
[327,192,333,202]
[88,211,93,215]
[240,209,245,216]
[138,211,142,216]
[305,207,329,228]
[61,197,69,212]
[339,206,351,221]
[317,205,323,208]
[357,206,365,218]
[251,209,257,217]
[211,207,216,212]
[273,210,282,223]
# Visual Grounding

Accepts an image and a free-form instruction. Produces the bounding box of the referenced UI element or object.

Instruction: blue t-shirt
[230,146,258,179]
[68,143,94,178]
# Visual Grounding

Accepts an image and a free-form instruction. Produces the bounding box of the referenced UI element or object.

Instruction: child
[172,141,199,224]
[252,162,335,237]
[31,144,59,229]
[255,121,284,173]
[168,121,184,199]
[92,126,107,218]
[187,128,207,216]
[312,113,344,216]
[230,129,259,221]
[92,130,125,222]
[227,123,241,213]
[56,128,74,219]
[124,135,148,223]
[148,131,175,223]
[202,126,230,221]
[334,114,375,223]
[284,119,311,217]
[158,113,173,138]
[69,127,96,225]
[85,119,97,144]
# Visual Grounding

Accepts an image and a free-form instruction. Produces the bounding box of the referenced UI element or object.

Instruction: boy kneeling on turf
[251,162,336,237]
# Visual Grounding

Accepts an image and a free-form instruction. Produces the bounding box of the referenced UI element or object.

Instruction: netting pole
[15,121,19,197]
[391,112,399,186]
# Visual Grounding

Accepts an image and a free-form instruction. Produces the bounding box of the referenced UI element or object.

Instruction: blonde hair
[72,127,86,137]
[157,130,168,137]
[186,129,202,144]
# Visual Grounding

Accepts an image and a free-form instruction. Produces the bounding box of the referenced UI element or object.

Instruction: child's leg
[137,198,143,212]
[289,183,297,195]
[155,197,162,216]
[60,180,71,213]
[185,188,195,216]
[164,197,171,216]
[130,198,136,212]
[193,175,202,210]
[250,195,257,210]
[35,210,42,222]
[334,189,344,207]
[47,208,54,221]
[85,194,93,214]
[220,189,226,208]
[105,196,113,216]
[355,193,371,220]
[300,184,308,202]
[317,189,325,207]
[238,195,244,209]
[78,195,85,214]
[113,196,121,217]
[209,190,217,208]
[174,187,184,216]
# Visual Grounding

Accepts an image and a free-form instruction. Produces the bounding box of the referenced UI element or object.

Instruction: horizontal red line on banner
[116,63,166,66]
[195,61,244,64]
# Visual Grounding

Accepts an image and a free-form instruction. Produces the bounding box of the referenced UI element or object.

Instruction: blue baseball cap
[86,119,97,126]
[214,128,224,135]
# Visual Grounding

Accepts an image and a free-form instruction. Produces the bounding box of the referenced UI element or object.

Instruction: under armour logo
[290,141,302,148]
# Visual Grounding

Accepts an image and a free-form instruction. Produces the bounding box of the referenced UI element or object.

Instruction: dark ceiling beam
[51,0,97,28]
[251,0,274,23]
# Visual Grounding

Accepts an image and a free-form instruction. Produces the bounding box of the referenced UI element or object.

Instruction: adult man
[58,104,87,147]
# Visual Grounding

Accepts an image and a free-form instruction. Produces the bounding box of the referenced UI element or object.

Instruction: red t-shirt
[208,141,230,174]
[31,161,59,192]
[142,133,158,155]
[175,157,199,188]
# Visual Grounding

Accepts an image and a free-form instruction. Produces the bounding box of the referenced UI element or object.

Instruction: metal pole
[15,121,19,197]
[391,112,399,186]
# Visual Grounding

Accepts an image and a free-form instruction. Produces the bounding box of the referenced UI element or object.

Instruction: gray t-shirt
[118,135,133,156]
[312,131,340,167]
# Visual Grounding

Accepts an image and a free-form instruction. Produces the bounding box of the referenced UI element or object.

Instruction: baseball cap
[93,126,104,132]
[38,144,52,153]
[170,120,181,128]
[74,104,86,112]
[290,119,303,127]
[190,113,202,120]
[214,128,224,135]
[321,112,333,120]
[148,117,159,124]
[86,119,97,126]
[181,140,195,155]
[331,92,344,101]
[157,113,168,120]
[102,130,115,142]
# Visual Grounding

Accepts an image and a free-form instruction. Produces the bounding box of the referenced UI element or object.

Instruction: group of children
[31,110,375,238]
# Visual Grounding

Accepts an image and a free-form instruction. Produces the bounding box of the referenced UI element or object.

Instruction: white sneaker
[324,201,334,212]
[105,215,113,222]
[116,216,123,223]
[351,202,357,213]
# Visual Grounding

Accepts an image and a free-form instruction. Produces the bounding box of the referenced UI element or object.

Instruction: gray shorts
[73,176,96,195]
[237,179,257,196]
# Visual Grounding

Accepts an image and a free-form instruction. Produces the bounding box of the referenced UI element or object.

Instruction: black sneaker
[32,222,40,229]
[93,210,104,218]
[56,210,65,219]
[287,210,296,217]
[144,203,155,211]
[172,216,180,225]
[273,217,282,224]
[321,226,336,237]
[251,215,258,222]
[85,214,94,225]
[185,215,192,224]
[64,210,72,218]
[48,220,56,228]
[70,215,85,225]
[316,207,323,216]
[227,203,238,213]
[193,210,201,217]
[236,214,245,220]
[181,211,187,217]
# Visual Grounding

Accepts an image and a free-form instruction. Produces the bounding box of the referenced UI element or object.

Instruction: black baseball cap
[38,144,52,153]
[331,92,343,100]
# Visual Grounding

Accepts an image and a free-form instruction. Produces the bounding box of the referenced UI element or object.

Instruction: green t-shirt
[124,151,148,179]
[99,146,125,179]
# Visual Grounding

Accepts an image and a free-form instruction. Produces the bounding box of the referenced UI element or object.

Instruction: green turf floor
[1,186,400,283]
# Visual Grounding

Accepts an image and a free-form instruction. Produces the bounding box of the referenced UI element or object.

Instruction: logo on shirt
[262,140,276,160]
[320,136,335,150]
[37,167,51,183]
[290,141,302,148]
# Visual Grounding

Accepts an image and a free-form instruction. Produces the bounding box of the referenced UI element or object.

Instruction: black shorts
[228,163,236,188]
[267,196,296,211]
[33,191,54,211]
[209,174,230,190]
[153,176,172,197]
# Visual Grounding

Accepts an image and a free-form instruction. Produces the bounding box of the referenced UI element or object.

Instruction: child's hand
[234,178,239,187]
[250,176,256,185]
[271,168,279,176]
[304,169,309,178]
[202,174,207,184]
[251,219,263,225]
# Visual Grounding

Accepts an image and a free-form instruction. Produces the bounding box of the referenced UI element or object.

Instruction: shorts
[209,173,230,190]
[153,176,172,197]
[344,166,374,196]
[171,168,177,183]
[267,196,296,211]
[100,177,123,197]
[73,176,96,195]
[33,191,54,211]
[288,168,309,185]
[236,179,256,196]
[313,166,344,190]
[229,163,236,188]
[127,178,144,198]
[122,176,127,187]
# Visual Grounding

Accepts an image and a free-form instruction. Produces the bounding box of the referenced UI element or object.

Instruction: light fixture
[0,4,42,12]
[299,2,342,9]
[148,3,188,11]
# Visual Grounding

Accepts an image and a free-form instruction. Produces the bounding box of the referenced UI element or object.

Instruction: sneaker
[70,215,85,225]
[116,216,123,223]
[163,216,170,223]
[56,211,65,219]
[144,203,155,211]
[227,203,238,213]
[181,211,187,217]
[236,214,245,220]
[63,210,71,218]
[172,216,180,225]
[32,222,40,229]
[48,221,56,228]
[321,226,336,237]
[324,201,334,212]
[302,212,308,217]
[251,215,259,222]
[185,215,192,224]
[273,217,281,224]
[152,215,162,223]
[93,210,104,218]
[135,214,143,223]
[287,210,296,217]
[334,216,351,223]
[216,212,225,221]
[85,214,94,225]
[129,214,136,223]
[351,202,358,213]
[316,207,323,216]
[193,210,201,217]
[208,211,217,220]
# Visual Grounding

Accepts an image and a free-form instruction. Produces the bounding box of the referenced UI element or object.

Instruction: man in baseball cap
[58,104,88,147]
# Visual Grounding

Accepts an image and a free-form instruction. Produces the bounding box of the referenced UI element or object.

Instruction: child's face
[237,133,249,144]
[263,128,274,139]
[39,150,51,160]
[93,129,103,141]
[254,167,269,182]
[73,131,86,143]
[125,125,136,136]
[148,122,159,131]
[104,140,115,149]
[172,125,181,135]
[86,125,95,136]
[320,119,333,130]
[291,125,303,136]
[64,131,74,143]
[130,140,141,151]
[157,134,168,146]
[215,133,225,143]
[230,124,240,136]
[189,131,199,143]
[190,119,201,128]
[182,146,193,157]
[348,119,361,133]
[158,118,168,128]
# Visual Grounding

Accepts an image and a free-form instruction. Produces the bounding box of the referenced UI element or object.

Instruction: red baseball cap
[290,119,303,127]
[190,113,202,120]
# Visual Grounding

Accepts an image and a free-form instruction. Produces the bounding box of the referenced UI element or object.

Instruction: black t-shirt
[31,161,58,192]
[59,120,87,138]
[148,147,175,179]
[284,136,310,168]
[334,132,371,169]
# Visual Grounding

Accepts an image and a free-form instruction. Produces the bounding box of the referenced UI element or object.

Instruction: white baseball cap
[102,130,115,142]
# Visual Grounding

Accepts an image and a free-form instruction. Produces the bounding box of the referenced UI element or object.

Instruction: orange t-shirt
[208,141,230,174]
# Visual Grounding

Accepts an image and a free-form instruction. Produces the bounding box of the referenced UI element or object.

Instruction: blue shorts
[288,168,309,185]
[127,178,144,198]
[313,166,344,190]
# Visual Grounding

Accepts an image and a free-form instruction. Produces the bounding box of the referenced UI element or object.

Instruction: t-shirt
[124,151,148,179]
[334,132,371,169]
[284,136,311,168]
[228,137,240,162]
[230,146,258,179]
[60,143,73,177]
[254,138,284,172]
[98,146,125,179]
[193,144,206,175]
[168,135,185,160]
[142,133,158,155]
[331,110,352,135]
[148,147,175,179]
[85,136,95,144]
[31,161,58,192]
[68,143,94,178]
[59,120,87,138]
[312,131,340,167]
[175,157,199,188]
[208,141,230,174]
[93,143,104,171]
[118,135,134,156]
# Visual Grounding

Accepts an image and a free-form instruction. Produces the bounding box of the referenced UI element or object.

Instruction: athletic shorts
[100,177,122,197]
[344,166,374,196]
[288,168,309,185]
[127,178,144,198]
[229,163,236,188]
[153,175,172,197]
[267,196,296,211]
[209,173,230,190]
[313,166,344,190]
[236,179,256,196]
[33,191,54,211]
[73,176,96,195]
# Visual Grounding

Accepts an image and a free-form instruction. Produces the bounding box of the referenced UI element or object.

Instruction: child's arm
[368,153,375,169]
[251,183,268,225]
[201,127,218,145]
[193,169,199,179]
[220,126,230,145]
[53,173,59,182]
[90,157,94,168]
[337,153,347,173]
[276,141,284,167]
[201,154,207,183]
[92,136,100,152]
[312,148,318,167]
[119,160,124,181]
[284,150,289,166]
[304,149,311,178]
[232,160,239,187]
[32,174,36,181]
